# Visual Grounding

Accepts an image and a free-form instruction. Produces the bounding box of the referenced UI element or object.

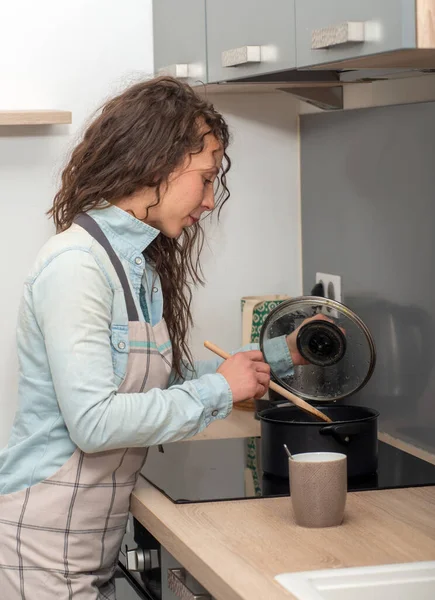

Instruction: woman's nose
[202,187,215,211]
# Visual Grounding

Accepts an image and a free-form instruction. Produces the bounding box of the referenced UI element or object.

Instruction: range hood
[204,66,435,111]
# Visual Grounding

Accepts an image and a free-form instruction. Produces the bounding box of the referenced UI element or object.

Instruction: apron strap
[74,213,139,322]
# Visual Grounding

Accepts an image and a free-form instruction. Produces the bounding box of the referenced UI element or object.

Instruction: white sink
[275,561,435,600]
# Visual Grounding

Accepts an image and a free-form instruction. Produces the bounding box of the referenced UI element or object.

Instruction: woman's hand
[217,350,270,402]
[286,314,336,366]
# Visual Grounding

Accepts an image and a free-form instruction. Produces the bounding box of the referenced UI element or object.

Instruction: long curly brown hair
[49,76,231,377]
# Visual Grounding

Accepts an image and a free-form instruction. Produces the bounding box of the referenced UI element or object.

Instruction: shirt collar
[87,203,160,261]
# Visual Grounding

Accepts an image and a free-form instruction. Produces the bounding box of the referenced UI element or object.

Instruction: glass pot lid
[259,296,376,403]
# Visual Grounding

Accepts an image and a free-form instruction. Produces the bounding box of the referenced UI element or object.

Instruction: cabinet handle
[221,45,261,67]
[311,22,365,49]
[157,64,190,79]
[167,568,211,600]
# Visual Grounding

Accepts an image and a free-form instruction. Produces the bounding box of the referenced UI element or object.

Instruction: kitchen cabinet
[153,0,435,84]
[205,0,296,84]
[152,0,435,109]
[152,0,207,85]
[295,0,435,70]
[296,0,416,68]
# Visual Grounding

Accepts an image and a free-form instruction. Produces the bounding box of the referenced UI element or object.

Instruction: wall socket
[315,272,342,303]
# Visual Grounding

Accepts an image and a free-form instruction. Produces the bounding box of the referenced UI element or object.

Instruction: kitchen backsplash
[300,100,435,454]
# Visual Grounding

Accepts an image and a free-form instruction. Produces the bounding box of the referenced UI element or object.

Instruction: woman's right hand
[217,351,270,403]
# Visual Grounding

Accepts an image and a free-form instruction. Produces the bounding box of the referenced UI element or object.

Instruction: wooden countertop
[132,481,435,600]
[132,408,435,599]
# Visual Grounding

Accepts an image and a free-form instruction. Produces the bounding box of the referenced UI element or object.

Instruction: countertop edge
[131,478,291,600]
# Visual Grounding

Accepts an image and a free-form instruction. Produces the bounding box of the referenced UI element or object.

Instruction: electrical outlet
[315,272,342,303]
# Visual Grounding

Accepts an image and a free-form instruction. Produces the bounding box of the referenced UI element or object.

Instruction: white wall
[189,93,302,360]
[0,0,154,447]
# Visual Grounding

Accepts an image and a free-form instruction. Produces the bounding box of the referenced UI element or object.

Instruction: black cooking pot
[259,404,379,479]
[259,296,378,479]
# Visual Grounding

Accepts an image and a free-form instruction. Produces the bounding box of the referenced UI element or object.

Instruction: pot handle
[319,422,363,444]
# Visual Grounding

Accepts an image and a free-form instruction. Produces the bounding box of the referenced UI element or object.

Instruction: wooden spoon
[204,340,332,424]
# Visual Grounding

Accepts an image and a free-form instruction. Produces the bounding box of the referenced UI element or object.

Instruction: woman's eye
[203,178,213,186]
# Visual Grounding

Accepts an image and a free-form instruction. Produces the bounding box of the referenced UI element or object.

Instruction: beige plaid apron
[0,214,172,599]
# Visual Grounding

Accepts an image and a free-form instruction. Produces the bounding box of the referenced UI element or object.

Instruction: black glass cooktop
[141,437,435,504]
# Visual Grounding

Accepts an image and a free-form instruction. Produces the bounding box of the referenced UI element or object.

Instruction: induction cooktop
[141,437,435,504]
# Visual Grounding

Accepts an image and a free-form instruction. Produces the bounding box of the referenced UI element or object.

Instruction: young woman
[0,76,311,598]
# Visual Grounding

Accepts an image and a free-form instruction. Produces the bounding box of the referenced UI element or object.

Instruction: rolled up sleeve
[171,338,293,385]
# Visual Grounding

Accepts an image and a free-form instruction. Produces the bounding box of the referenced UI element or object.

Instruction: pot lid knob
[296,320,346,367]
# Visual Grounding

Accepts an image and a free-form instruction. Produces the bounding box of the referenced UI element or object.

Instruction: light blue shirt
[0,204,292,495]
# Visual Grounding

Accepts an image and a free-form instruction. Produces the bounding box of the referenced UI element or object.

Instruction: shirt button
[135,257,143,265]
[152,287,158,293]
[118,341,126,350]
[212,410,219,417]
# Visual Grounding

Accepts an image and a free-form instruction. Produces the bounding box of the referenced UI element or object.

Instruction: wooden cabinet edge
[417,0,435,48]
[0,110,72,126]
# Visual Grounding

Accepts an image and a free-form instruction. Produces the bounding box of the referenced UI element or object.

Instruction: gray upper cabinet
[153,0,208,85]
[205,0,296,84]
[295,0,417,68]
[153,0,435,88]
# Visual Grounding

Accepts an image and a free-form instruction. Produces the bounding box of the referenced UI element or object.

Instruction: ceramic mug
[289,452,347,528]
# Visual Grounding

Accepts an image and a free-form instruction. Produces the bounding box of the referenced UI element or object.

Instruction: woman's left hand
[286,314,335,366]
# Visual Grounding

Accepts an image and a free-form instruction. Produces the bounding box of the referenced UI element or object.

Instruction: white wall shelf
[0,110,72,126]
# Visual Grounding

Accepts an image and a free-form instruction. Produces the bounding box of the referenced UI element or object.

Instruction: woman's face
[121,132,224,238]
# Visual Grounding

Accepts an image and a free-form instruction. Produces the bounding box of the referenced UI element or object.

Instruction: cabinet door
[295,0,417,68]
[206,0,296,83]
[153,0,207,85]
